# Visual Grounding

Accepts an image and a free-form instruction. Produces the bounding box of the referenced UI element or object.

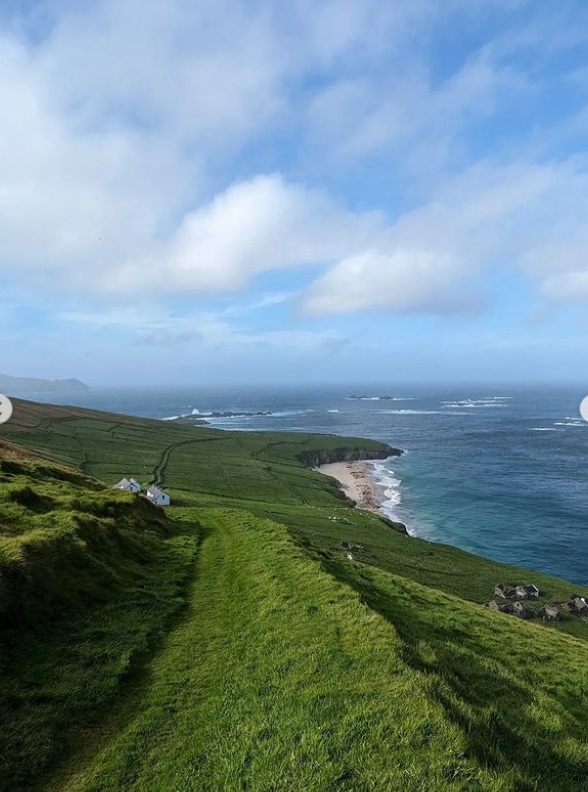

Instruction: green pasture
[1,398,587,791]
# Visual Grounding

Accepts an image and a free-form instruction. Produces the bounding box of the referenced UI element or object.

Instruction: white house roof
[147,485,168,498]
[114,477,141,491]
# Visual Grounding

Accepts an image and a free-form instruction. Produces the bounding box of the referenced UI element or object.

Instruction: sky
[1,0,588,385]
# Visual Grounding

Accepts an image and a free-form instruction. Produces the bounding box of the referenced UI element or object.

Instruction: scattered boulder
[340,541,363,552]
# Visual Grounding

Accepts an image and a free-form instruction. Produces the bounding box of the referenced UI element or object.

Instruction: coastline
[317,461,381,512]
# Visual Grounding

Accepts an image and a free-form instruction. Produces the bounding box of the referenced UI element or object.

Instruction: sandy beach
[317,461,380,511]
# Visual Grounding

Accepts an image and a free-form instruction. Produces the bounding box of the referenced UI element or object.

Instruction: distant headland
[0,373,89,395]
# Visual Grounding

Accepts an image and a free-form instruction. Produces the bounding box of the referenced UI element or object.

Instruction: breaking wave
[347,395,415,401]
[441,398,510,409]
[383,409,465,415]
[370,461,402,520]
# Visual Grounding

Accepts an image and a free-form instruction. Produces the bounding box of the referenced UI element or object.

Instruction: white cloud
[0,32,189,287]
[59,305,346,351]
[306,54,524,167]
[1,0,588,322]
[0,0,403,295]
[158,174,379,292]
[303,249,470,315]
[303,159,588,315]
[541,271,588,301]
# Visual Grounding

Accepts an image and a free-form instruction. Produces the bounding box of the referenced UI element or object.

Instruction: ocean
[21,384,588,585]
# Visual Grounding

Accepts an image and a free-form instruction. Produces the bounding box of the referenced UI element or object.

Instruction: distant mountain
[0,374,89,395]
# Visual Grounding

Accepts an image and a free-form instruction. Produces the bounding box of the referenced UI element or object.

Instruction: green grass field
[1,397,588,791]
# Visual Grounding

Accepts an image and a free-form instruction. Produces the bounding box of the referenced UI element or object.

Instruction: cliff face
[0,374,89,395]
[297,444,402,468]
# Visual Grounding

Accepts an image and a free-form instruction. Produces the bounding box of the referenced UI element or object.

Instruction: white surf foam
[370,461,403,520]
[383,408,466,415]
[346,396,415,401]
[272,409,311,417]
[442,398,508,409]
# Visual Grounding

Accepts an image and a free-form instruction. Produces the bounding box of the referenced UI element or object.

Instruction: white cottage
[114,477,142,493]
[146,485,171,507]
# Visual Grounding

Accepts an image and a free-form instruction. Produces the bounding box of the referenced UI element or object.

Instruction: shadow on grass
[0,520,207,792]
[320,554,588,792]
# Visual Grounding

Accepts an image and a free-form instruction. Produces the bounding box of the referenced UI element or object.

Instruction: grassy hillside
[0,443,183,632]
[3,398,584,631]
[1,398,588,790]
[0,443,199,790]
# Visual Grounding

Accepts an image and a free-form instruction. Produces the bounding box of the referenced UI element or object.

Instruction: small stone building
[540,605,560,621]
[495,583,539,601]
[494,583,514,599]
[567,595,588,615]
[511,601,534,619]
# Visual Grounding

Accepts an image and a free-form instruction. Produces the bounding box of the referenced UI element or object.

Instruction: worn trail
[46,508,492,792]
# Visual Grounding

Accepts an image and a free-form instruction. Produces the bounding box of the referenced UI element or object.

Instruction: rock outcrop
[298,444,401,468]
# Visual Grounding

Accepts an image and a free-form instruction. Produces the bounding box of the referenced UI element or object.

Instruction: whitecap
[383,408,462,415]
[346,396,415,401]
[442,399,507,409]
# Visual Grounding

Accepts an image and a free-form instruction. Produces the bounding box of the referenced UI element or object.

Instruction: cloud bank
[1,0,588,323]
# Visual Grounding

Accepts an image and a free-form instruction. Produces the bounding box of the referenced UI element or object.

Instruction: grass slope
[5,398,583,636]
[1,398,588,790]
[45,509,588,792]
[0,446,199,790]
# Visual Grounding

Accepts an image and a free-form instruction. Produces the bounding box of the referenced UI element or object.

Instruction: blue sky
[1,0,588,384]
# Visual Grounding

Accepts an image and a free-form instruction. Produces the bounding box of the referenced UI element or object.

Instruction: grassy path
[152,436,237,487]
[47,508,494,792]
[152,441,193,487]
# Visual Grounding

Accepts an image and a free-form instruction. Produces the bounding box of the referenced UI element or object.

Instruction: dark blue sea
[24,384,588,585]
